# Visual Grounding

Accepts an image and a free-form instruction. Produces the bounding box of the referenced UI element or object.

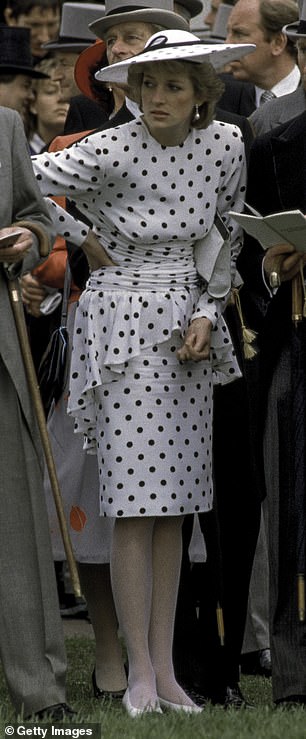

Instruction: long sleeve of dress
[192,135,246,327]
[32,118,247,330]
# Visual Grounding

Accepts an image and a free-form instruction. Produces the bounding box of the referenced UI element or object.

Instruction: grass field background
[0,634,305,738]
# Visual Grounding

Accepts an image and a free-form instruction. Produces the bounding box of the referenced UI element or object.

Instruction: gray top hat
[207,3,233,42]
[44,2,106,51]
[284,0,306,38]
[89,0,189,39]
[0,25,48,77]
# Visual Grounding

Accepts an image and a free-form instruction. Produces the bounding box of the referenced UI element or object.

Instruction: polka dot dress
[94,333,213,518]
[32,117,247,518]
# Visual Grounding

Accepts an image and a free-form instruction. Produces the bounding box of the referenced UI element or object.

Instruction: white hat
[95,28,255,83]
[89,0,189,38]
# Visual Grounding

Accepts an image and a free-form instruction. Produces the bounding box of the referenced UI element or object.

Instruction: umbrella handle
[8,278,81,598]
[11,220,50,257]
[292,272,303,325]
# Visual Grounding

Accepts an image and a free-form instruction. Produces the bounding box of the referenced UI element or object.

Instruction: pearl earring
[193,104,200,122]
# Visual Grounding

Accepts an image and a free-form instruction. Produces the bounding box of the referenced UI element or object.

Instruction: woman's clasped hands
[177,316,212,362]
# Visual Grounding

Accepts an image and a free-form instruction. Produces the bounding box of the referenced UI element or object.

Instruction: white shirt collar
[255,64,301,107]
[29,132,46,154]
[125,97,141,117]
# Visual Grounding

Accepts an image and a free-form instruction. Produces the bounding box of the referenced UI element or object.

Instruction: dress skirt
[93,331,213,518]
[68,264,241,519]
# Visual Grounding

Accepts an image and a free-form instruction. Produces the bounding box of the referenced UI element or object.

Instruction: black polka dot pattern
[33,118,246,269]
[33,118,246,518]
[97,335,214,518]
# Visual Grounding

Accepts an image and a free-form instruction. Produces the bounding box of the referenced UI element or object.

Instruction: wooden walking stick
[7,224,81,597]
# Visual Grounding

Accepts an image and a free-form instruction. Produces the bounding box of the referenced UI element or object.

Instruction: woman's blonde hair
[127,59,225,129]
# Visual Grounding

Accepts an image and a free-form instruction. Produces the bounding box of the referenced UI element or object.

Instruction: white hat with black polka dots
[95,28,255,83]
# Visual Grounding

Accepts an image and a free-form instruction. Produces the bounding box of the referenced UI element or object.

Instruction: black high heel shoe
[92,669,126,701]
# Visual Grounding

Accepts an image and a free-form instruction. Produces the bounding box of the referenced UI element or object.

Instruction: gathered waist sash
[87,260,200,293]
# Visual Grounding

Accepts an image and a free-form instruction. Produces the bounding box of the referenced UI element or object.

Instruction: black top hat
[176,1,203,19]
[0,26,47,77]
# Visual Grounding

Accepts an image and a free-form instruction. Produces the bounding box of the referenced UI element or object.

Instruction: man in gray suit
[0,106,73,720]
[249,0,306,135]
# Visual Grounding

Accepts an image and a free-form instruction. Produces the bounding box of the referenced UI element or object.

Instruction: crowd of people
[0,0,305,719]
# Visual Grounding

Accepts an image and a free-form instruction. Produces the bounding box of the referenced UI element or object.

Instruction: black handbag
[38,262,71,414]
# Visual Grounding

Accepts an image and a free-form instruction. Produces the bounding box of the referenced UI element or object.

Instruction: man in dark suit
[226,0,300,113]
[237,109,306,706]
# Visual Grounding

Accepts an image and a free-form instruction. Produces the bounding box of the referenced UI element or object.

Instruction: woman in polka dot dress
[32,30,250,716]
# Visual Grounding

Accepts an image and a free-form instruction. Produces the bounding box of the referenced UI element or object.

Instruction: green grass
[0,635,305,738]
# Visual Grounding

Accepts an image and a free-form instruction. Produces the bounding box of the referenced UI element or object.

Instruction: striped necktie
[260,90,276,104]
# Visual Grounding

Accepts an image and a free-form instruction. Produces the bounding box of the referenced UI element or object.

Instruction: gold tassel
[232,288,258,360]
[243,342,258,360]
[242,326,257,344]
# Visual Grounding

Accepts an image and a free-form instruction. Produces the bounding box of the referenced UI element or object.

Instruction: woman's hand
[0,227,32,265]
[263,243,306,285]
[20,273,47,317]
[81,229,117,271]
[177,317,212,362]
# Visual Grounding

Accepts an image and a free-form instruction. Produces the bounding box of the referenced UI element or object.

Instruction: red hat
[74,39,107,99]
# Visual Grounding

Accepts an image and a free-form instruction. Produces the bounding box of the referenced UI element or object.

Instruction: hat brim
[95,42,256,84]
[44,39,92,52]
[0,64,49,78]
[284,21,306,39]
[89,9,189,38]
[74,40,107,99]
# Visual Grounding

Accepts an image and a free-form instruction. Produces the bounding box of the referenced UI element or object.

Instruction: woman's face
[141,64,202,144]
[31,76,69,131]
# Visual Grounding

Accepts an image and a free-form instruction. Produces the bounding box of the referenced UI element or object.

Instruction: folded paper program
[229,205,306,251]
